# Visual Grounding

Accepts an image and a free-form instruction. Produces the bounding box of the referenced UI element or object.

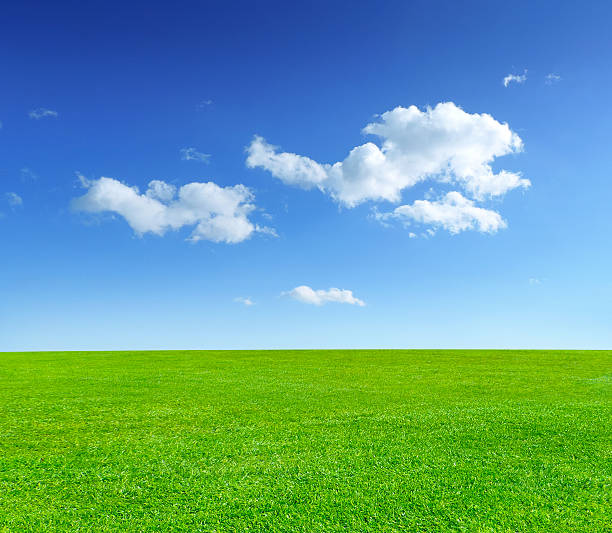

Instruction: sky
[1,0,611,351]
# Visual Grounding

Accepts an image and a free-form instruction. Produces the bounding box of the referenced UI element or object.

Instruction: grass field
[0,350,610,531]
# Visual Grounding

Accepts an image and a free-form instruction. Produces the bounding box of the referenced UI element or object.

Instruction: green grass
[0,350,610,532]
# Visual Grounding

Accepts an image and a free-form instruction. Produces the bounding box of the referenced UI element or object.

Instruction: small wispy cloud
[180,147,211,163]
[197,99,213,109]
[5,192,23,207]
[545,73,561,85]
[20,167,38,181]
[284,285,365,306]
[29,108,59,119]
[529,278,543,285]
[75,171,91,188]
[234,297,255,306]
[254,224,278,238]
[503,70,527,87]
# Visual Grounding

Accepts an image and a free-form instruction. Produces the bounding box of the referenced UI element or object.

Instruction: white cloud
[247,102,528,207]
[72,177,273,244]
[5,192,23,207]
[180,147,210,163]
[234,296,254,306]
[29,108,59,119]
[377,191,506,234]
[503,71,527,87]
[545,73,561,85]
[285,285,365,306]
[529,278,542,285]
[198,99,213,109]
[146,179,176,202]
[247,137,328,189]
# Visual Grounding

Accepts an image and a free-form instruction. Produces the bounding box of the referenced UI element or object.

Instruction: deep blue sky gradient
[1,0,611,349]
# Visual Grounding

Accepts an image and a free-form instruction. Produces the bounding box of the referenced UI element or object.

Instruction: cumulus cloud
[285,285,365,306]
[5,192,23,207]
[234,296,254,306]
[247,102,530,235]
[72,177,273,244]
[377,191,506,234]
[545,73,561,85]
[180,147,210,163]
[503,71,527,87]
[29,108,59,119]
[247,102,528,207]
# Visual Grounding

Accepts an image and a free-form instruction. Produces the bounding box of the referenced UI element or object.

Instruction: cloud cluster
[73,177,272,243]
[29,108,58,119]
[247,103,527,207]
[247,102,528,234]
[285,285,365,306]
[503,71,527,87]
[70,102,527,238]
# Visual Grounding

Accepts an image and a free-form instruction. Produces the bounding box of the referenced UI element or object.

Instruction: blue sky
[1,0,611,350]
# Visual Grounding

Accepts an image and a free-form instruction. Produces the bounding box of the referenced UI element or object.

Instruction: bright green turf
[0,350,610,532]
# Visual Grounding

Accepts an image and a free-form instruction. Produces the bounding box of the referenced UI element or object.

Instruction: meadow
[0,350,610,531]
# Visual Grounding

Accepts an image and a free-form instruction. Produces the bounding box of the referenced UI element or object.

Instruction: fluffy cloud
[377,191,506,234]
[247,137,328,189]
[285,285,365,306]
[180,147,210,163]
[29,108,58,119]
[503,71,527,87]
[247,102,529,235]
[73,177,272,244]
[247,102,528,207]
[6,192,23,207]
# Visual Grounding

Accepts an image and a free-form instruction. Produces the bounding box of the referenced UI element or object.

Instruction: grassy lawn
[0,350,610,531]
